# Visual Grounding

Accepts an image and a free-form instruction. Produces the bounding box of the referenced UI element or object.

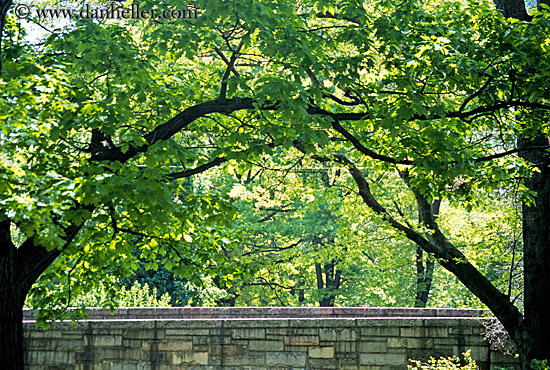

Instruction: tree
[223,161,352,307]
[1,0,549,369]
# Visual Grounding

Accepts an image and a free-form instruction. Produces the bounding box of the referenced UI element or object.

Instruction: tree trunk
[315,257,342,307]
[0,271,26,370]
[518,132,550,365]
[414,247,434,308]
[0,222,26,370]
[414,200,439,307]
[0,220,66,370]
[496,0,550,359]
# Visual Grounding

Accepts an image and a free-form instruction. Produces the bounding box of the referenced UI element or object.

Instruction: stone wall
[23,307,518,370]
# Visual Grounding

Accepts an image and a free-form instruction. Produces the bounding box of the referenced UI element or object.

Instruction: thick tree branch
[330,119,413,164]
[474,146,550,162]
[310,100,550,124]
[91,97,258,163]
[328,153,524,339]
[16,219,87,293]
[307,102,550,165]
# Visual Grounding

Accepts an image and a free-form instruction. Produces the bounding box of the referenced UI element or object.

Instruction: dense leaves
[1,0,550,367]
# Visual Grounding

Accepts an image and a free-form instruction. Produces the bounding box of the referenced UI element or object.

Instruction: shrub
[71,280,172,307]
[409,351,478,370]
[531,360,549,370]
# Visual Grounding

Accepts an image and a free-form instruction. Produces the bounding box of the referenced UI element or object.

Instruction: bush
[531,360,549,370]
[71,280,172,307]
[408,351,478,370]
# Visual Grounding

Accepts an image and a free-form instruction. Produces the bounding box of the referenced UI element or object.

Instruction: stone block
[360,327,400,337]
[94,347,148,361]
[123,339,143,348]
[232,328,265,339]
[308,358,339,368]
[224,354,266,366]
[144,339,192,352]
[249,340,284,351]
[210,344,248,356]
[266,334,285,341]
[491,351,520,368]
[287,345,309,353]
[284,335,319,346]
[123,330,157,340]
[267,328,291,335]
[157,320,222,329]
[165,329,210,336]
[24,338,83,352]
[225,319,288,328]
[467,346,489,362]
[25,351,75,365]
[387,337,433,349]
[434,338,457,346]
[400,327,422,338]
[336,341,357,353]
[266,352,307,367]
[290,318,355,328]
[320,328,357,341]
[319,328,337,341]
[358,341,386,353]
[401,326,448,338]
[291,328,319,335]
[83,334,122,347]
[309,346,335,358]
[462,335,488,346]
[448,327,478,335]
[110,362,152,370]
[425,327,450,337]
[25,330,63,339]
[359,353,407,366]
[172,351,208,365]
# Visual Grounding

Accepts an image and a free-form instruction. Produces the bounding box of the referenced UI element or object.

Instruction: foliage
[70,280,172,308]
[121,248,206,306]
[408,351,478,370]
[2,0,550,366]
[531,360,550,370]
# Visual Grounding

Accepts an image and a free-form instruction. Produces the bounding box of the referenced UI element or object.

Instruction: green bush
[409,351,478,370]
[71,280,172,307]
[531,360,549,370]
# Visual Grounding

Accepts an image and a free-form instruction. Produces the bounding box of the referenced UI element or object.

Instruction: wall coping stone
[23,307,489,322]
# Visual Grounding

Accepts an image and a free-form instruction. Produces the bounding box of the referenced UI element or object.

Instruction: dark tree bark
[414,200,440,308]
[518,132,550,364]
[0,220,66,370]
[0,0,13,73]
[0,221,26,370]
[414,247,434,307]
[315,260,342,307]
[494,0,531,20]
[496,0,550,364]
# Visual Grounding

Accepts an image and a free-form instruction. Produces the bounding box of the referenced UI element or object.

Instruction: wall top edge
[22,307,490,322]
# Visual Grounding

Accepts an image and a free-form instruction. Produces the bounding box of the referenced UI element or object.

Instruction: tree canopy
[1,0,550,368]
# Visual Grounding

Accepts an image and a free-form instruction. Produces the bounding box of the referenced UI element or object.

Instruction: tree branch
[166,157,227,180]
[326,153,524,338]
[91,97,258,163]
[218,41,243,101]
